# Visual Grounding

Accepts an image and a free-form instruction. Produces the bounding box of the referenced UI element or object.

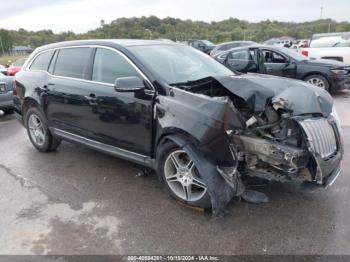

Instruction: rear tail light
[301,50,309,57]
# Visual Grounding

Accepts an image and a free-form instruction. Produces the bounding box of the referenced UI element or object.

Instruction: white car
[300,36,350,63]
[0,64,8,75]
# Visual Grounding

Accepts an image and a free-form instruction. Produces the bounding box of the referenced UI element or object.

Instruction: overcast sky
[0,0,349,33]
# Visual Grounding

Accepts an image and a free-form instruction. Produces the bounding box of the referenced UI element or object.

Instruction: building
[9,45,33,56]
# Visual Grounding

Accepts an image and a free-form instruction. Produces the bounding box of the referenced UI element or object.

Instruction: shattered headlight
[330,106,342,132]
[330,69,349,75]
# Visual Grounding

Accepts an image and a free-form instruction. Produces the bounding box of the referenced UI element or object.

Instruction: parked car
[187,39,215,54]
[214,45,350,92]
[209,41,257,57]
[0,64,8,75]
[263,38,292,48]
[7,58,26,76]
[14,40,343,215]
[301,36,350,64]
[0,73,14,114]
[291,39,310,49]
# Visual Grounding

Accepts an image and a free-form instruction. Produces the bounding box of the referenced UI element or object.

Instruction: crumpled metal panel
[215,74,333,116]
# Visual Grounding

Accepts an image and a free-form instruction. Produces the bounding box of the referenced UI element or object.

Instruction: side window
[336,42,350,47]
[30,50,54,71]
[54,48,91,79]
[272,51,287,63]
[264,50,286,63]
[228,50,252,61]
[92,48,140,84]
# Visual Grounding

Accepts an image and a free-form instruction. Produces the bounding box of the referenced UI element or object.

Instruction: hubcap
[307,77,326,89]
[164,150,207,202]
[28,114,46,146]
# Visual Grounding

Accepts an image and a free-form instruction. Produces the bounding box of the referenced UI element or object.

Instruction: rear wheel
[26,107,61,152]
[304,74,330,91]
[157,141,211,208]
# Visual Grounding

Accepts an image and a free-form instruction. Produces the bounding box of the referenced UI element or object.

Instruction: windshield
[130,44,234,84]
[277,47,309,61]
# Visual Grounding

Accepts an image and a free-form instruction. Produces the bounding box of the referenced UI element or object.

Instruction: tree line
[1,16,350,53]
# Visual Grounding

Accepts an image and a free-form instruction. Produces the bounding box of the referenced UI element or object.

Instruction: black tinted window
[54,48,91,79]
[92,48,139,84]
[30,51,54,71]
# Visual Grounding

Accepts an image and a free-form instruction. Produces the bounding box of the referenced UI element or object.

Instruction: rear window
[30,50,54,71]
[54,48,91,79]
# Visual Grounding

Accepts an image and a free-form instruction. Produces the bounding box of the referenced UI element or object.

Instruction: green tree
[0,29,14,54]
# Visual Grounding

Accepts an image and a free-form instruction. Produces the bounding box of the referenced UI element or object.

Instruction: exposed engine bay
[171,75,341,186]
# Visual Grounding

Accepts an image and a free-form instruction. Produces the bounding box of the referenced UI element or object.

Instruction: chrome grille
[299,118,337,159]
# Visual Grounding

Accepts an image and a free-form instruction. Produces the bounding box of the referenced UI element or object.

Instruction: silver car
[0,72,14,114]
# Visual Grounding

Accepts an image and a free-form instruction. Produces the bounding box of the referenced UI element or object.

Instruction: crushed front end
[228,110,343,187]
[218,75,344,188]
[167,74,343,216]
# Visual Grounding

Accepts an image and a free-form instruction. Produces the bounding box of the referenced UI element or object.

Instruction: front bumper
[329,74,350,91]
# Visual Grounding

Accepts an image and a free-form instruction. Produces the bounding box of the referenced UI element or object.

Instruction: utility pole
[243,30,246,41]
[320,6,323,19]
[328,23,331,33]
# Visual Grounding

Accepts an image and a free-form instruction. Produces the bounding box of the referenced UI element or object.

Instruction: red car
[7,58,26,76]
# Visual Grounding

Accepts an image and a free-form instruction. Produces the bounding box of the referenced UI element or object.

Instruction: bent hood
[215,73,333,117]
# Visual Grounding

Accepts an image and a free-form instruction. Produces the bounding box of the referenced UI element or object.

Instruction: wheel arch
[302,71,329,82]
[155,129,200,157]
[22,97,42,127]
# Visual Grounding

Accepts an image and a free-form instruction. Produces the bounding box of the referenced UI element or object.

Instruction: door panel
[83,82,153,155]
[263,49,297,78]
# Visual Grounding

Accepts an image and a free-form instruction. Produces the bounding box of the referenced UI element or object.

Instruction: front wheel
[26,107,61,152]
[304,74,330,91]
[157,141,211,208]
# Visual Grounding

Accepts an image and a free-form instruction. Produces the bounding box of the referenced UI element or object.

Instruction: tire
[157,141,211,208]
[25,107,61,152]
[304,74,330,91]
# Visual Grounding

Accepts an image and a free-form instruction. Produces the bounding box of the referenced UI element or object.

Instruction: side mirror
[114,76,145,92]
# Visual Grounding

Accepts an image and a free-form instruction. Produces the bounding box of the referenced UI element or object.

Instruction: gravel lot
[0,91,349,255]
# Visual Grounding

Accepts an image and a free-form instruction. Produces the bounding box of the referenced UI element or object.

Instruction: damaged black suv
[14,40,343,216]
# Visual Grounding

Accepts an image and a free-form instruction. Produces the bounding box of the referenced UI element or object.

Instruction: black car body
[209,41,257,57]
[14,40,343,216]
[214,45,350,92]
[188,39,215,54]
